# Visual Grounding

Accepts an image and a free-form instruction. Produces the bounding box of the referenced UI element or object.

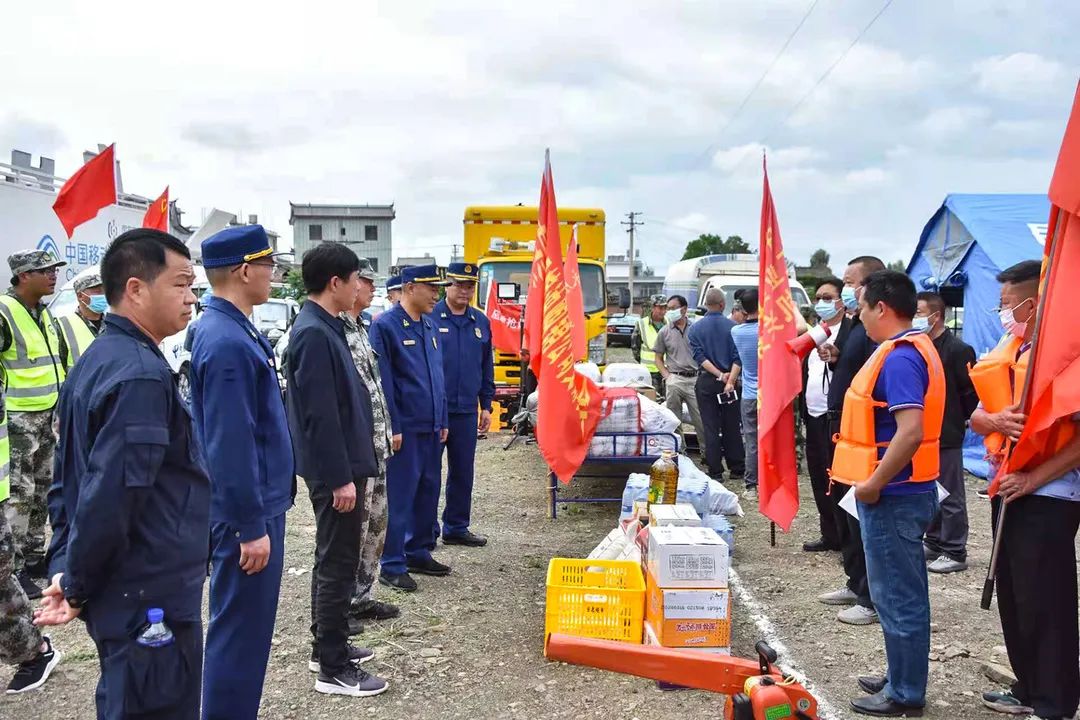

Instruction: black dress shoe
[442,530,488,548]
[858,675,887,694]
[850,691,923,717]
[379,572,418,592]
[407,557,452,577]
[351,600,401,621]
[803,538,841,552]
[17,571,42,600]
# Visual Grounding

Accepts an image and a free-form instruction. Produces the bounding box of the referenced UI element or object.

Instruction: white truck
[662,253,811,314]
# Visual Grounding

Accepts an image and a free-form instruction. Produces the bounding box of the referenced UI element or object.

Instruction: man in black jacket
[816,255,885,626]
[916,292,978,573]
[285,244,387,698]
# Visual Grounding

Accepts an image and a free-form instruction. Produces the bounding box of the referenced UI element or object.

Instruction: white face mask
[911,316,930,333]
[665,309,682,325]
[999,298,1033,338]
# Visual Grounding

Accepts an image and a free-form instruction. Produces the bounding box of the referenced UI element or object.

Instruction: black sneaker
[309,644,375,672]
[802,539,839,552]
[17,571,42,601]
[347,616,365,637]
[23,559,48,580]
[981,689,1034,715]
[379,572,418,592]
[314,663,388,697]
[407,557,451,577]
[6,637,62,694]
[977,486,991,499]
[351,600,400,621]
[442,530,487,548]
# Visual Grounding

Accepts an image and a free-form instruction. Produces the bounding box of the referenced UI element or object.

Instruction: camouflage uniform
[341,313,393,608]
[0,506,41,665]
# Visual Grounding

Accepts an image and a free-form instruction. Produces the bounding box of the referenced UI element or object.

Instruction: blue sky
[3,0,1077,277]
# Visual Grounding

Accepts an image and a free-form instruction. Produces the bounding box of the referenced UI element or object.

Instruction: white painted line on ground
[729,568,844,720]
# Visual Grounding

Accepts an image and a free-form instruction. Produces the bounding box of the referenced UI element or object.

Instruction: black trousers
[308,479,369,674]
[804,413,842,548]
[695,372,745,479]
[993,495,1080,720]
[827,414,873,608]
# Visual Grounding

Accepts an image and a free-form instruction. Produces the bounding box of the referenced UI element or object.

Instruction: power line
[698,0,822,163]
[713,0,896,175]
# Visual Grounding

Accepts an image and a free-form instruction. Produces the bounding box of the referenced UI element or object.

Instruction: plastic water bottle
[136,608,175,647]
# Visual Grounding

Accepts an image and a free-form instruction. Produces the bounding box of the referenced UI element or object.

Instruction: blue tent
[906,194,1049,476]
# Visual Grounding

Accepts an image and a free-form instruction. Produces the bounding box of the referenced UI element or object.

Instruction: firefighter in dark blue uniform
[431,263,494,547]
[39,229,208,719]
[190,225,295,719]
[369,264,449,592]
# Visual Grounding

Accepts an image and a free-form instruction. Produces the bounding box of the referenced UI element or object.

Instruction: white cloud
[973,53,1069,100]
[918,106,992,142]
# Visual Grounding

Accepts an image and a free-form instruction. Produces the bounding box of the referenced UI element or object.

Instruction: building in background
[605,250,663,311]
[395,253,436,270]
[289,202,394,273]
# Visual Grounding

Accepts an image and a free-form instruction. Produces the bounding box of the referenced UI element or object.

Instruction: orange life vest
[968,333,1077,469]
[830,332,946,486]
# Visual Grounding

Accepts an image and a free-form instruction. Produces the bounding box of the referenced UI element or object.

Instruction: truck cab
[464,206,607,390]
[662,254,811,316]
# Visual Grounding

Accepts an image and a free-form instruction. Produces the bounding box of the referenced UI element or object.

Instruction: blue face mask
[911,316,930,333]
[814,300,840,322]
[841,285,858,310]
[86,295,108,314]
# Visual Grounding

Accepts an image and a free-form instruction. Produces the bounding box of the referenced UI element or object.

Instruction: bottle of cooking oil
[648,450,679,506]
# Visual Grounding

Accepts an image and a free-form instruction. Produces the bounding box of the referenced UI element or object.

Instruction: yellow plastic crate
[544,558,645,644]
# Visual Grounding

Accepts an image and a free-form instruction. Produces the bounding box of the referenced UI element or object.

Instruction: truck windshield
[252,302,289,328]
[478,262,605,313]
[703,284,811,313]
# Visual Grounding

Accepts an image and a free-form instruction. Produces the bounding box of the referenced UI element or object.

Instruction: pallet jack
[545,633,819,719]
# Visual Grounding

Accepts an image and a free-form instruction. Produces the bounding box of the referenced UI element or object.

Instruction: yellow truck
[464,205,608,392]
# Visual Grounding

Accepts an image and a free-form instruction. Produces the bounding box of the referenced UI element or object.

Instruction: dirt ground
[1,375,1021,719]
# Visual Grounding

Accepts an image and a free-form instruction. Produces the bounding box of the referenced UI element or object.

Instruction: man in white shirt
[801,278,847,552]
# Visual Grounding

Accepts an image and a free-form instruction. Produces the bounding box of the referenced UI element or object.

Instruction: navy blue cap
[386,275,402,291]
[202,225,280,268]
[446,262,478,282]
[401,264,449,286]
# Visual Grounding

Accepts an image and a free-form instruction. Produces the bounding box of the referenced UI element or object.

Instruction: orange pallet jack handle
[545,634,818,719]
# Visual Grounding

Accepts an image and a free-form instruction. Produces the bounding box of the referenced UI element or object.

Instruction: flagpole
[981,205,1063,610]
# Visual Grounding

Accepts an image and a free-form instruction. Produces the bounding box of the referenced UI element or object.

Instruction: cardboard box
[632,383,657,401]
[645,575,732,648]
[644,620,730,654]
[647,525,730,588]
[649,503,701,528]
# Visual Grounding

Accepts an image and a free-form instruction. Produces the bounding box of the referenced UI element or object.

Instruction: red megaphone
[786,323,833,360]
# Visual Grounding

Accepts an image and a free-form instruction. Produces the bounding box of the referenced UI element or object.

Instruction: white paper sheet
[839,481,951,520]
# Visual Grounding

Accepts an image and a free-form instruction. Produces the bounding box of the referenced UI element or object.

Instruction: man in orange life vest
[831,270,945,717]
[971,260,1080,720]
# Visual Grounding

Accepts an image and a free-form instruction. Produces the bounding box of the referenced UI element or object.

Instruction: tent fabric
[906,194,1049,477]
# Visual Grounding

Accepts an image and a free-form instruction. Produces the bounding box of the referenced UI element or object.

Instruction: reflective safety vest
[968,333,1076,467]
[830,332,945,486]
[0,393,9,503]
[0,296,65,412]
[637,317,662,372]
[56,313,98,371]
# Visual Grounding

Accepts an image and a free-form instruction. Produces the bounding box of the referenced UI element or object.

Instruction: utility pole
[451,243,460,263]
[621,212,643,309]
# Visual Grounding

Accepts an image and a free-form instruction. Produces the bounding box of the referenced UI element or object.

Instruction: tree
[273,269,306,302]
[681,234,750,260]
[809,248,830,268]
[887,259,907,272]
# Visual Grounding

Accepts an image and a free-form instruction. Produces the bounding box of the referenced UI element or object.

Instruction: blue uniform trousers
[382,431,442,575]
[202,512,286,719]
[442,411,478,537]
[84,606,203,720]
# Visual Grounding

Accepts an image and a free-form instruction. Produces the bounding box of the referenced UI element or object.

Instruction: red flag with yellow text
[1000,81,1080,480]
[143,186,169,231]
[527,152,603,484]
[52,144,117,238]
[564,225,587,361]
[757,157,801,530]
[485,280,523,354]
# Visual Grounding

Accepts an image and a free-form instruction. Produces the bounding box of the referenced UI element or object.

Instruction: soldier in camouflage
[0,250,67,602]
[340,259,398,631]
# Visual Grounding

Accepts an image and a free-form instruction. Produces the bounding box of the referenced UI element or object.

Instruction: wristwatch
[65,595,85,610]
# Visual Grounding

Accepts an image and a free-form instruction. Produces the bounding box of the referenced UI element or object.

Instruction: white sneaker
[837,605,879,625]
[927,555,968,574]
[817,587,857,606]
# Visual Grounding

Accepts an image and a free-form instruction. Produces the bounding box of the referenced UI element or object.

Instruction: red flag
[529,151,603,484]
[1001,81,1080,478]
[564,224,587,360]
[143,186,169,231]
[757,156,801,530]
[485,280,523,354]
[52,145,117,238]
